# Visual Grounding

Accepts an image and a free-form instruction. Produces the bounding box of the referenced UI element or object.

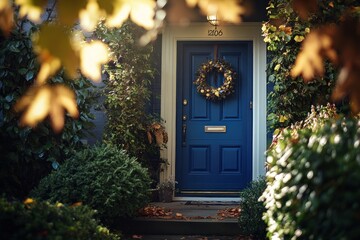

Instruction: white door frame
[160,22,267,201]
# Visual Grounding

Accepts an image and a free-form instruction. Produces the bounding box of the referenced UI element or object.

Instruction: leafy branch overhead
[264,0,359,131]
[290,0,360,112]
[0,0,245,132]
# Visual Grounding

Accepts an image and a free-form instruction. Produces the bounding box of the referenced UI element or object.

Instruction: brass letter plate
[204,126,226,133]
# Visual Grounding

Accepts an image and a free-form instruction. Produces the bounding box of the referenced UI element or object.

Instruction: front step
[113,201,241,235]
[117,218,240,235]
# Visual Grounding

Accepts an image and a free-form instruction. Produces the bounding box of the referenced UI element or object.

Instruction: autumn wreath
[193,59,236,100]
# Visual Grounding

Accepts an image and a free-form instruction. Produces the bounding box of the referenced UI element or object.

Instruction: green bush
[0,13,96,199]
[238,177,267,240]
[31,144,151,221]
[261,117,360,239]
[0,197,120,240]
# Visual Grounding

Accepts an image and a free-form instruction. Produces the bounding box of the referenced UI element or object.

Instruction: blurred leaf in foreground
[186,0,244,23]
[14,85,79,133]
[0,0,14,37]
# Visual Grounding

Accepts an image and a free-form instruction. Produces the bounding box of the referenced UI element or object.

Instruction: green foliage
[263,0,359,130]
[31,144,151,221]
[271,104,338,147]
[238,177,267,240]
[0,19,96,199]
[94,21,158,163]
[0,197,120,240]
[261,117,360,239]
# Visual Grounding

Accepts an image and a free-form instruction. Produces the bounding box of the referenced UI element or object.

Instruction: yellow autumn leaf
[279,115,288,123]
[272,128,281,137]
[0,0,8,9]
[186,0,197,8]
[129,0,156,29]
[24,198,35,204]
[274,64,281,71]
[57,0,88,26]
[37,54,62,84]
[15,0,47,23]
[97,0,115,15]
[14,85,79,133]
[56,202,64,208]
[105,1,131,28]
[294,35,305,42]
[0,0,14,37]
[80,40,109,82]
[106,0,156,30]
[33,24,80,83]
[185,0,244,23]
[79,0,105,32]
[50,85,79,132]
[15,86,51,127]
[291,27,338,82]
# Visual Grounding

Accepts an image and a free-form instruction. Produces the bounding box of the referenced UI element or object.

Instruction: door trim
[160,23,267,200]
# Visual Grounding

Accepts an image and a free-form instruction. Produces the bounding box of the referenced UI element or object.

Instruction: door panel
[176,41,253,196]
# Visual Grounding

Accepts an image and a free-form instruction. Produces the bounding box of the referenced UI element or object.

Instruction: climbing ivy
[263,0,357,131]
[0,18,96,199]
[94,21,158,163]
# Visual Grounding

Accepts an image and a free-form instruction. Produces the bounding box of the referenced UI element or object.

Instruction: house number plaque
[208,29,223,37]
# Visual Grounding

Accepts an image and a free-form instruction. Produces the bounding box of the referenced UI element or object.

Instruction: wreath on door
[193,59,236,101]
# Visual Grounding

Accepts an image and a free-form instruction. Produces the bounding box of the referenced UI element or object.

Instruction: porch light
[207,14,219,28]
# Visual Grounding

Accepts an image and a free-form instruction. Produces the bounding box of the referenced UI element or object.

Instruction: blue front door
[175,41,253,197]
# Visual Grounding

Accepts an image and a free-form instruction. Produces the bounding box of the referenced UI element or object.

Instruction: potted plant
[157,177,177,202]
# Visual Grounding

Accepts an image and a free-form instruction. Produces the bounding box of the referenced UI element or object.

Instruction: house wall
[160,23,267,196]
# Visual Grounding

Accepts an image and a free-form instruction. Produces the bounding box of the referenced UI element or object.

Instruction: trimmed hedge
[0,197,120,240]
[261,117,360,239]
[32,144,151,221]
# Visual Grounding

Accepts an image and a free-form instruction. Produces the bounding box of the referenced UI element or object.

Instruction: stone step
[114,201,241,236]
[117,218,240,235]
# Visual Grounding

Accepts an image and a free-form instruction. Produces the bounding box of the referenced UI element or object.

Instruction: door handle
[182,124,187,146]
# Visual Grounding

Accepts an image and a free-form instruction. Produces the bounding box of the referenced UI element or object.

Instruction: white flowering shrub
[261,117,360,239]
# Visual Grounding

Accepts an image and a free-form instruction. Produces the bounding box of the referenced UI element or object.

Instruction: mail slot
[204,126,226,133]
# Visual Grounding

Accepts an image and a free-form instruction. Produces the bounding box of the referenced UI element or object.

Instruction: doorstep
[115,201,241,235]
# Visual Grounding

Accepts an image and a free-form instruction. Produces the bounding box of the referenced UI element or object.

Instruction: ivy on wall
[94,21,158,163]
[263,0,356,131]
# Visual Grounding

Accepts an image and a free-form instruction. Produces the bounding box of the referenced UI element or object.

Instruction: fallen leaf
[217,207,241,218]
[138,205,173,218]
[71,202,83,207]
